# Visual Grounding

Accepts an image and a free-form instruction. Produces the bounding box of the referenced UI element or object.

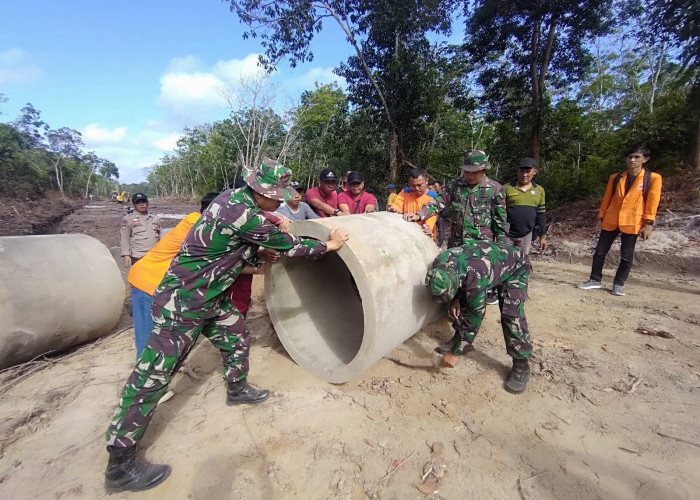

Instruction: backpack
[612,169,651,202]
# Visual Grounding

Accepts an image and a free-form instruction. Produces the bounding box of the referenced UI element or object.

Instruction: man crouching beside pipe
[104,158,349,493]
[426,240,533,394]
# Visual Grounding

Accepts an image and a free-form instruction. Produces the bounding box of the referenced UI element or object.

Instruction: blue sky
[0,1,351,183]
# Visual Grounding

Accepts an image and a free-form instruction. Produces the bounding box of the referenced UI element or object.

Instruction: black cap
[131,193,148,203]
[320,168,338,181]
[346,171,363,184]
[232,176,246,189]
[519,158,537,168]
[200,192,219,212]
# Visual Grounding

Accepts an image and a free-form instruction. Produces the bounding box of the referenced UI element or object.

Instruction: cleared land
[0,200,698,500]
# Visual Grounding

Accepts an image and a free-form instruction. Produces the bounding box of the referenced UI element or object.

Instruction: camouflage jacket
[152,187,326,313]
[427,240,529,303]
[438,176,509,244]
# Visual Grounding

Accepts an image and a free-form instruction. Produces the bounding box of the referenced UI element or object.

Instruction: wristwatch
[645,221,654,226]
[333,208,340,216]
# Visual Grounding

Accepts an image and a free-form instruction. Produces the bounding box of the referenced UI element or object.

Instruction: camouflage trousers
[106,298,250,449]
[448,265,532,360]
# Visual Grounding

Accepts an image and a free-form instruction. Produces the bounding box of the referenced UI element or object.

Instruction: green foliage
[5,2,696,209]
[464,0,615,158]
[0,103,120,198]
[147,104,290,197]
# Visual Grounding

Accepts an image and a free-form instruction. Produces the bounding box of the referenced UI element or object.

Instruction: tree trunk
[84,171,93,199]
[53,159,65,198]
[388,130,398,184]
[528,14,558,167]
[529,121,541,165]
[694,118,700,173]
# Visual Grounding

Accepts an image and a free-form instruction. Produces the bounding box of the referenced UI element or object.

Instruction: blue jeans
[130,287,153,358]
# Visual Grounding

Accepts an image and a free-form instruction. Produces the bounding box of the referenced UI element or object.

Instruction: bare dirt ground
[0,194,699,500]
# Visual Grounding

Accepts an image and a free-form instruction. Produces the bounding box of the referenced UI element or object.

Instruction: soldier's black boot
[505,358,530,394]
[105,445,171,492]
[227,379,270,406]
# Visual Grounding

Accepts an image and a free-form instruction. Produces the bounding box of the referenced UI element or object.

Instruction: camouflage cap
[461,150,491,172]
[244,158,298,202]
[425,267,460,303]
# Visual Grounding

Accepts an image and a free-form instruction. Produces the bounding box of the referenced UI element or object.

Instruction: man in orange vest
[579,144,662,296]
[387,167,438,240]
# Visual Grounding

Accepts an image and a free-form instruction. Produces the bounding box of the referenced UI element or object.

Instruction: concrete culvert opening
[267,252,364,372]
[265,212,443,384]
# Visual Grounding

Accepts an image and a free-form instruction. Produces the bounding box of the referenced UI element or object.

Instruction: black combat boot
[226,379,270,406]
[104,445,171,492]
[505,358,531,394]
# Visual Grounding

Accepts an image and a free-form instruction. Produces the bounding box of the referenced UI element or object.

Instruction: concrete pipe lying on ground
[265,212,443,383]
[0,234,125,370]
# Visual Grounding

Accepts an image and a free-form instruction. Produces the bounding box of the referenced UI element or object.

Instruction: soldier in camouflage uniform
[438,150,509,247]
[438,150,509,305]
[426,240,533,393]
[103,159,350,493]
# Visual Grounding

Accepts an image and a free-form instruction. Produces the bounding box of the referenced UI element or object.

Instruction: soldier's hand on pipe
[258,247,280,263]
[403,213,419,222]
[448,298,460,321]
[278,218,291,233]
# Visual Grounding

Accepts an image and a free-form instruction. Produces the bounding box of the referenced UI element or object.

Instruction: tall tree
[13,103,48,149]
[46,127,84,197]
[294,82,349,184]
[228,0,456,182]
[649,0,700,170]
[464,0,614,163]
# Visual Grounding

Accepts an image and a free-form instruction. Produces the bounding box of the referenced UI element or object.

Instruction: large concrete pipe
[265,212,443,383]
[0,234,125,369]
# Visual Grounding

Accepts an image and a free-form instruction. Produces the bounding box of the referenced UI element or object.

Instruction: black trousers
[590,229,639,285]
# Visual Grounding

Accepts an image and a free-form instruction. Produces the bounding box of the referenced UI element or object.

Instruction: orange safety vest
[390,191,438,241]
[128,212,201,294]
[598,169,662,234]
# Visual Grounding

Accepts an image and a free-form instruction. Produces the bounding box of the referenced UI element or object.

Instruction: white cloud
[165,55,202,73]
[107,59,346,184]
[80,121,183,183]
[157,53,266,123]
[158,72,224,107]
[0,47,42,85]
[81,124,127,145]
[155,133,181,151]
[213,54,263,82]
[291,67,346,91]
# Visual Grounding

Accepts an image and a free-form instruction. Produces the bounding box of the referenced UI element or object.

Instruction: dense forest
[1,0,697,208]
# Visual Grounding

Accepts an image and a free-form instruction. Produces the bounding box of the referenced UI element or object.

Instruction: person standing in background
[278,183,321,221]
[306,168,342,217]
[504,158,547,254]
[337,171,377,214]
[579,144,662,296]
[120,193,161,269]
